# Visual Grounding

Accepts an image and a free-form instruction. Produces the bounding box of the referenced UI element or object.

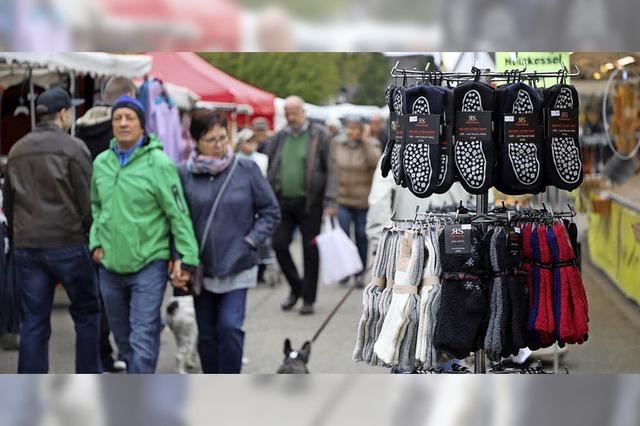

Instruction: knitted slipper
[495,82,544,194]
[543,84,583,189]
[453,82,496,194]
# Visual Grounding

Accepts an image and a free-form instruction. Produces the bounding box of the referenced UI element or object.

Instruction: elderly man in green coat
[90,96,199,373]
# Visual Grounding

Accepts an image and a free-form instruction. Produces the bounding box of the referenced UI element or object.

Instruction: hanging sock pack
[543,84,584,190]
[380,85,398,179]
[433,228,489,359]
[374,231,424,366]
[353,228,391,363]
[495,82,545,195]
[453,82,496,194]
[549,222,589,344]
[416,227,442,368]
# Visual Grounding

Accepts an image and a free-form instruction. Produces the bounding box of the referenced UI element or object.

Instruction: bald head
[284,96,306,129]
[370,114,384,133]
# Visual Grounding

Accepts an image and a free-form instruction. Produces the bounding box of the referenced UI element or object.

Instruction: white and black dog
[164,296,199,374]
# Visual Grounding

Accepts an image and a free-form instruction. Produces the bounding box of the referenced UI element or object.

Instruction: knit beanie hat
[494,82,545,195]
[453,82,496,194]
[112,95,146,130]
[400,84,445,197]
[543,84,583,190]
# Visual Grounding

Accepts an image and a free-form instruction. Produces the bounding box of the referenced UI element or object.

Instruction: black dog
[277,339,311,374]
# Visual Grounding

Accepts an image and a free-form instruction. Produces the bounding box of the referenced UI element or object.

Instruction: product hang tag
[547,108,579,140]
[507,228,522,257]
[405,114,441,145]
[503,113,541,144]
[444,224,472,254]
[455,111,493,142]
[395,115,406,142]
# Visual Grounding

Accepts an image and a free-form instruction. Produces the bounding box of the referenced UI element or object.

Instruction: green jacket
[89,134,199,274]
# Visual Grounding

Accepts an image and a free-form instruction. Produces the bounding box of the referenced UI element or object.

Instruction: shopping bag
[316,216,363,285]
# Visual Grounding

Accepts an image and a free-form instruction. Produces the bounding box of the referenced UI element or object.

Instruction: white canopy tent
[0,52,152,79]
[0,52,153,134]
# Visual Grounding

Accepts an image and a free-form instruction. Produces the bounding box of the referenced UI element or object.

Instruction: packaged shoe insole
[543,84,583,190]
[453,82,496,194]
[495,82,545,195]
[400,84,445,197]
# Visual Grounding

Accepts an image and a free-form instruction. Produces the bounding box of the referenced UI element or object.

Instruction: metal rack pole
[474,69,492,374]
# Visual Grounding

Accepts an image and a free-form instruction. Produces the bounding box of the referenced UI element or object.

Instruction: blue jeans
[14,245,100,373]
[194,288,247,373]
[99,260,168,374]
[337,205,368,276]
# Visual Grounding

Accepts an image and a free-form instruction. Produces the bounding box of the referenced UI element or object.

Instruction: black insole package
[543,84,583,190]
[495,82,545,195]
[398,84,445,197]
[453,82,496,194]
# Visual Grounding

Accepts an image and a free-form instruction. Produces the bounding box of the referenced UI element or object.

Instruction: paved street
[1,249,640,374]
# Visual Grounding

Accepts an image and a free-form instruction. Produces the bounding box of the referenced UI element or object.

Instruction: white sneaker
[113,360,127,372]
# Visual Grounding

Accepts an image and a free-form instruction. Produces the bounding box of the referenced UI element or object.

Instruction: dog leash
[311,284,358,343]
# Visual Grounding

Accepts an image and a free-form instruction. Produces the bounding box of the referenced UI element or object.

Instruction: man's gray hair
[103,77,136,105]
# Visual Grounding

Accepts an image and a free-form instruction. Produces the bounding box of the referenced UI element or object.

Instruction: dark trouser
[272,197,323,305]
[98,260,168,374]
[337,205,368,276]
[194,288,247,374]
[15,244,100,373]
[99,294,115,364]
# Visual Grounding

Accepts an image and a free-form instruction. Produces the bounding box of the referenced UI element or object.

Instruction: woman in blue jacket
[177,111,281,373]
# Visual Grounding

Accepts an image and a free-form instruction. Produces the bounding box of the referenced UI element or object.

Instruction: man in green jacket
[90,96,199,373]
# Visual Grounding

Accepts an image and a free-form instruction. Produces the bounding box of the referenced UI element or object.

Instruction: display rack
[388,63,581,373]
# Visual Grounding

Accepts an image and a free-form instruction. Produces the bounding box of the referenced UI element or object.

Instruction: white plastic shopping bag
[316,216,363,285]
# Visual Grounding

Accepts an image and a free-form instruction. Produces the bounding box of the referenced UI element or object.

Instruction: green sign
[495,52,571,86]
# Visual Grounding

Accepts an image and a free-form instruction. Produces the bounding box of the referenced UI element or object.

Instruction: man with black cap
[90,95,199,373]
[3,87,101,373]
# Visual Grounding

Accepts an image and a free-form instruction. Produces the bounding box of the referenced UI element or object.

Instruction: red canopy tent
[147,52,275,126]
[96,0,240,50]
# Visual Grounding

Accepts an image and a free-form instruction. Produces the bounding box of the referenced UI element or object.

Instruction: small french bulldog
[277,338,311,374]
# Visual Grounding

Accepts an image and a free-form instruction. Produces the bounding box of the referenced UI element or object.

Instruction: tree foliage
[199,52,391,106]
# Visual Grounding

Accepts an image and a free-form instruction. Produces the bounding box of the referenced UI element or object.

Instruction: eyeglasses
[200,134,228,145]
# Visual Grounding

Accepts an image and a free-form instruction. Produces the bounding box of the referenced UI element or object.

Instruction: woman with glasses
[176,111,281,373]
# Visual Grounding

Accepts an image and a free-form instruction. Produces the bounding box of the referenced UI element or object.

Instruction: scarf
[187,146,235,175]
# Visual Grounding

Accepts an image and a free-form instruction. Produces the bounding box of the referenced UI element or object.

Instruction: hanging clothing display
[139,78,185,164]
[353,207,589,372]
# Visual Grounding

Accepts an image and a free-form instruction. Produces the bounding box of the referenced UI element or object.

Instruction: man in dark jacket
[266,96,337,315]
[4,87,100,373]
[75,76,136,372]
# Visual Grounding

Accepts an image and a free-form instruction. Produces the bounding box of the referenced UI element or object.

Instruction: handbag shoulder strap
[199,157,238,254]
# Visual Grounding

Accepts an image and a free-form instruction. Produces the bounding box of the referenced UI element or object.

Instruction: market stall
[147,52,275,128]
